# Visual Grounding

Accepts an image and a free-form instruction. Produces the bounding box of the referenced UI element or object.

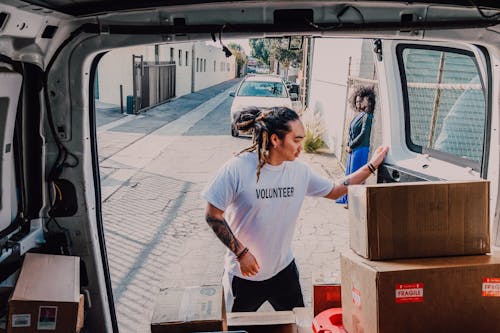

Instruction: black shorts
[230,259,304,312]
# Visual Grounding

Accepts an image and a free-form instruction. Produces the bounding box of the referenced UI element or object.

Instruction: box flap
[365,179,489,188]
[293,307,313,333]
[11,253,79,303]
[227,311,295,326]
[343,249,500,272]
[151,285,223,325]
[312,271,340,285]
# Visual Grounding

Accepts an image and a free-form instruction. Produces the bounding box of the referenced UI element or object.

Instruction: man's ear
[270,133,280,148]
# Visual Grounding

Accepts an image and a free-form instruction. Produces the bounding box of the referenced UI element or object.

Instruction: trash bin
[126,95,135,114]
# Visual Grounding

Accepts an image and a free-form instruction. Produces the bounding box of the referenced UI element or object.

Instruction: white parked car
[229,75,293,136]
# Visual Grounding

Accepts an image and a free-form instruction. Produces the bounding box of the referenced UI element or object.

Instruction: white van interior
[0,1,498,332]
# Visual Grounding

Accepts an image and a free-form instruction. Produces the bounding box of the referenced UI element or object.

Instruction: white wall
[97,42,236,106]
[97,45,146,106]
[307,38,363,157]
[192,43,236,91]
[157,42,193,97]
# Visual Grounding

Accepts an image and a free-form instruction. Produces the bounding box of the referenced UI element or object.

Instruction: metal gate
[132,56,176,114]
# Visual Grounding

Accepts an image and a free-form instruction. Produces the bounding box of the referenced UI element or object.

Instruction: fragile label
[395,283,424,303]
[38,306,57,330]
[482,278,500,297]
[352,287,361,306]
[11,314,31,327]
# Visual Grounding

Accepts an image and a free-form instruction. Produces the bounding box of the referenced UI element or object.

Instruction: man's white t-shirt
[202,151,334,281]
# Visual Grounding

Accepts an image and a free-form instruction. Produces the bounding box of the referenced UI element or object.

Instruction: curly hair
[233,106,299,181]
[349,85,376,114]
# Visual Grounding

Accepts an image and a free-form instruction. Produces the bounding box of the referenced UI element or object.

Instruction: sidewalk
[96,80,349,333]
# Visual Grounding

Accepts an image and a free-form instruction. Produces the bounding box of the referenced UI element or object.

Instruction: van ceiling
[21,0,500,16]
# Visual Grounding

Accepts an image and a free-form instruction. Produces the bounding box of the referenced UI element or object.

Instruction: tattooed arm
[205,204,244,255]
[205,203,260,277]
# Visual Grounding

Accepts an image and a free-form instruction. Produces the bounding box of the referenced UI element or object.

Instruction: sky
[206,38,252,56]
[225,38,252,54]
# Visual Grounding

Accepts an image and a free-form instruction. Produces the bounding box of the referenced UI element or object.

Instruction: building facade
[96,41,236,110]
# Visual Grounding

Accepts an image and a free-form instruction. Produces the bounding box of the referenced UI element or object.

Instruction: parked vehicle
[229,74,293,136]
[0,0,498,332]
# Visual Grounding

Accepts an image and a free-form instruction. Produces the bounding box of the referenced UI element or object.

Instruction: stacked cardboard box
[7,253,84,333]
[341,180,500,333]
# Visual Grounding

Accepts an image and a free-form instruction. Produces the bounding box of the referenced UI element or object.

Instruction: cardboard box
[7,253,82,333]
[312,271,341,317]
[151,285,226,333]
[227,311,296,333]
[341,250,500,333]
[348,180,490,260]
[293,307,313,333]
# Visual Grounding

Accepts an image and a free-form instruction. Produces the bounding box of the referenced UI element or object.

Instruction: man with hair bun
[202,106,388,312]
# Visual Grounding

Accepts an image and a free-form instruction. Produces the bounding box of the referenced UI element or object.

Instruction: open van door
[375,40,499,245]
[0,66,22,244]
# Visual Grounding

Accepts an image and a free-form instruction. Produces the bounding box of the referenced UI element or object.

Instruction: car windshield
[237,81,287,97]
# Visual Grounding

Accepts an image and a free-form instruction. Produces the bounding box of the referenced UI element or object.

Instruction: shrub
[301,108,326,153]
[303,128,326,153]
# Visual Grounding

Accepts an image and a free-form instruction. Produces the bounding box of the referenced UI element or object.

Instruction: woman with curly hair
[202,106,388,312]
[336,85,376,205]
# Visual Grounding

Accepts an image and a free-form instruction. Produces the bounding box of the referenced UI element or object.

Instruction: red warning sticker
[482,278,500,297]
[395,283,424,303]
[352,287,361,306]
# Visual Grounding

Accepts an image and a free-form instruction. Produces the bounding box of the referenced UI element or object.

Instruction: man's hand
[346,147,352,153]
[238,250,260,277]
[368,146,389,169]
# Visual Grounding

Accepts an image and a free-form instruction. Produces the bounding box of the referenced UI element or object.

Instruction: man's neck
[267,151,285,166]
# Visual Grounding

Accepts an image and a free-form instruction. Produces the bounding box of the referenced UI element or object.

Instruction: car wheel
[231,125,239,137]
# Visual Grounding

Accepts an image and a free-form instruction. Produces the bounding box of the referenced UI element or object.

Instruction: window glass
[400,46,486,167]
[154,45,159,64]
[237,81,287,98]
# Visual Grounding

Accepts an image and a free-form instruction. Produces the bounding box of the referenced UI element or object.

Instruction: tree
[272,46,302,69]
[249,39,271,64]
[227,43,248,77]
[250,38,302,75]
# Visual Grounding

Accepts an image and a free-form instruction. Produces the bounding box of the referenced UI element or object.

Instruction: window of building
[185,51,189,66]
[214,60,216,72]
[204,59,207,72]
[398,45,487,171]
[196,58,199,72]
[178,50,182,66]
[170,47,174,62]
[154,45,159,64]
[226,63,230,72]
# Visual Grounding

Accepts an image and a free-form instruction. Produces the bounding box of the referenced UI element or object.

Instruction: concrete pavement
[96,81,349,333]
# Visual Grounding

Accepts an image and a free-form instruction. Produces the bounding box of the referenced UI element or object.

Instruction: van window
[397,45,486,170]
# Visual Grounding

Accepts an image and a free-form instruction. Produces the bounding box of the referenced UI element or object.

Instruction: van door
[0,66,22,240]
[376,40,498,244]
